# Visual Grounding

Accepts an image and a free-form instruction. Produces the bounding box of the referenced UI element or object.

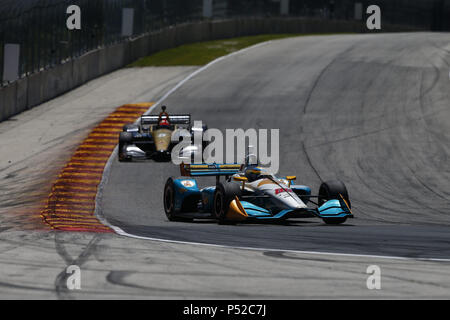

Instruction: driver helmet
[159,118,170,126]
[158,105,170,126]
[245,166,263,182]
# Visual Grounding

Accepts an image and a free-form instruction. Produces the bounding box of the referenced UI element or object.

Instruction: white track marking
[106,222,450,262]
[143,41,271,116]
[94,40,450,263]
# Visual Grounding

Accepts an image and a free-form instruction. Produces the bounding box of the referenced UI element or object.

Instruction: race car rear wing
[180,163,242,177]
[141,115,191,125]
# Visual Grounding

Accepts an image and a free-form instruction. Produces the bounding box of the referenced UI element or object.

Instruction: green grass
[128,33,346,67]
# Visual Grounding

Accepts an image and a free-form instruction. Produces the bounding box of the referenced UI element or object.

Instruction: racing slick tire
[118,132,133,162]
[213,182,242,224]
[164,178,193,222]
[318,180,351,225]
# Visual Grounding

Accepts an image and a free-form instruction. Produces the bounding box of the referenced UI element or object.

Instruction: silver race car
[119,106,208,162]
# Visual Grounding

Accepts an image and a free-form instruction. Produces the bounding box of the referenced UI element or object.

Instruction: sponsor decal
[275,188,293,195]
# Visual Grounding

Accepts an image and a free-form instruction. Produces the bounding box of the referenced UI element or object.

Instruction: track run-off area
[99,33,450,261]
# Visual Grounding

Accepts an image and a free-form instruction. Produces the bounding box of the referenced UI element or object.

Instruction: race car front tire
[318,180,351,225]
[213,182,242,224]
[118,132,133,162]
[164,178,193,222]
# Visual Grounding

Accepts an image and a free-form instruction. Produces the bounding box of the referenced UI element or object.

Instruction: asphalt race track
[100,33,450,260]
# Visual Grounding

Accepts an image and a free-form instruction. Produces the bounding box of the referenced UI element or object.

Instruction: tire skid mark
[40,103,153,232]
[299,44,358,183]
[54,233,103,299]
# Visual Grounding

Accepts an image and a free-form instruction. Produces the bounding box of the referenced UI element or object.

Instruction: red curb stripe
[41,209,93,215]
[75,148,116,152]
[100,120,137,124]
[61,169,105,175]
[63,160,112,164]
[41,103,153,232]
[56,227,112,233]
[64,164,107,169]
[53,182,100,188]
[76,142,118,146]
[96,124,127,129]
[49,195,97,201]
[109,110,147,115]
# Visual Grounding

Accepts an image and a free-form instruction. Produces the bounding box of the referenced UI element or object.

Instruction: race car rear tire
[164,178,193,222]
[213,182,242,224]
[318,180,350,225]
[118,132,133,162]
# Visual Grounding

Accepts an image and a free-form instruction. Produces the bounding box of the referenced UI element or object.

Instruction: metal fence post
[280,0,290,16]
[3,44,20,82]
[354,2,363,20]
[203,0,213,18]
[122,8,135,37]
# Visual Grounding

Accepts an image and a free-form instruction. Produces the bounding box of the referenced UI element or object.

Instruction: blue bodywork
[172,178,201,213]
[169,166,353,222]
[317,199,351,218]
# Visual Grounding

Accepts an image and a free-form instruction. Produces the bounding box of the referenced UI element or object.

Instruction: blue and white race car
[163,161,353,225]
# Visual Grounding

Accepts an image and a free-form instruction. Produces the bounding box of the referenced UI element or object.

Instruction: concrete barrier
[129,35,150,63]
[99,42,125,75]
[72,50,100,87]
[15,78,28,113]
[26,72,44,109]
[0,17,423,122]
[1,83,17,120]
[43,61,74,102]
[0,85,4,120]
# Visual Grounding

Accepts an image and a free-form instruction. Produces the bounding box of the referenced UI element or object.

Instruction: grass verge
[128,33,347,67]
